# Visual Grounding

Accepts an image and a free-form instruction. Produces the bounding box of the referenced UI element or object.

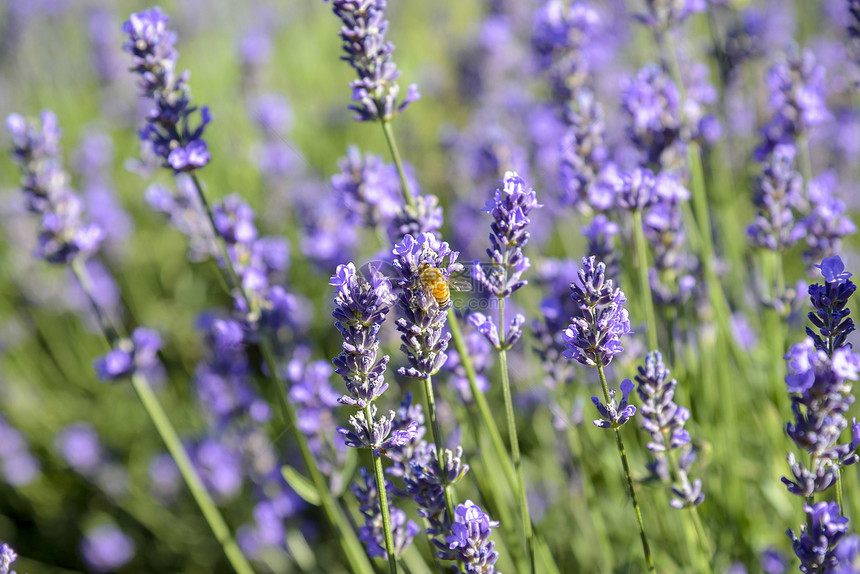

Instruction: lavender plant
[562,256,655,572]
[470,170,540,572]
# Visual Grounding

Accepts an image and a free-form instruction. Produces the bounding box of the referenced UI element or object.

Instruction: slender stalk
[381,120,416,209]
[187,175,375,574]
[632,210,659,351]
[447,309,517,491]
[597,364,656,573]
[71,260,255,574]
[366,406,399,574]
[690,507,714,572]
[497,298,535,574]
[421,374,456,517]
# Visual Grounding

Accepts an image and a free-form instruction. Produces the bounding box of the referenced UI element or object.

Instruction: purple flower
[55,423,104,476]
[635,351,705,506]
[194,315,270,427]
[392,233,462,379]
[473,171,542,301]
[807,255,856,354]
[287,351,347,474]
[756,49,830,160]
[592,378,637,429]
[0,416,40,487]
[532,1,600,105]
[331,262,396,408]
[80,524,136,572]
[747,143,806,252]
[788,501,851,573]
[190,438,244,501]
[122,7,211,172]
[93,327,163,382]
[559,91,610,212]
[6,111,104,264]
[0,543,17,574]
[331,146,402,228]
[562,256,633,367]
[445,500,500,573]
[386,193,444,244]
[620,64,683,170]
[352,468,419,558]
[783,338,860,497]
[324,0,420,121]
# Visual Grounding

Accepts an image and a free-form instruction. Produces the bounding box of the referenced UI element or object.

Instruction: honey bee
[416,262,470,309]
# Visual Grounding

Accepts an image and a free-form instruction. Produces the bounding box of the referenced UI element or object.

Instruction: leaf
[281,465,321,506]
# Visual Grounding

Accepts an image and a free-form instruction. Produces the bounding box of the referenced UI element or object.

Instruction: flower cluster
[80,523,136,572]
[287,350,348,476]
[122,8,211,171]
[747,143,806,253]
[384,396,471,563]
[352,467,420,559]
[755,49,829,160]
[787,501,852,574]
[331,262,395,408]
[0,543,16,574]
[562,256,633,367]
[641,177,698,306]
[633,0,705,35]
[807,256,856,355]
[620,64,684,170]
[636,351,704,507]
[470,171,540,349]
[444,501,501,573]
[0,416,40,487]
[531,1,600,106]
[193,315,269,428]
[93,327,164,383]
[591,379,637,429]
[802,175,857,271]
[6,111,104,263]
[323,0,420,121]
[782,337,860,497]
[392,233,462,379]
[332,145,402,228]
[850,1,860,82]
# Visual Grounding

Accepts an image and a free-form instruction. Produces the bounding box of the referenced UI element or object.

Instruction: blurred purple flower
[55,422,103,476]
[81,524,135,572]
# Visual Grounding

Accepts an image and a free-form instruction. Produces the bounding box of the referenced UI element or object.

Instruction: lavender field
[0,0,859,572]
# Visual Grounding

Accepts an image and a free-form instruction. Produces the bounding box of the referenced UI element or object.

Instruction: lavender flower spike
[807,256,856,354]
[122,8,211,172]
[0,543,17,574]
[324,0,420,121]
[392,233,462,379]
[471,171,541,349]
[352,468,420,559]
[592,379,637,429]
[6,111,104,264]
[788,501,851,573]
[331,262,396,408]
[562,256,633,367]
[445,501,501,574]
[93,327,164,382]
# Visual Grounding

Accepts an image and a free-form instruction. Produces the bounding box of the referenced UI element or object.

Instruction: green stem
[380,120,416,209]
[690,507,714,572]
[71,261,255,574]
[188,175,375,574]
[447,309,517,491]
[632,210,659,351]
[367,405,399,574]
[597,364,656,573]
[837,468,845,515]
[498,298,535,574]
[421,374,456,518]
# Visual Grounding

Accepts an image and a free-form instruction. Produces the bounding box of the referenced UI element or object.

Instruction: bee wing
[448,277,471,292]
